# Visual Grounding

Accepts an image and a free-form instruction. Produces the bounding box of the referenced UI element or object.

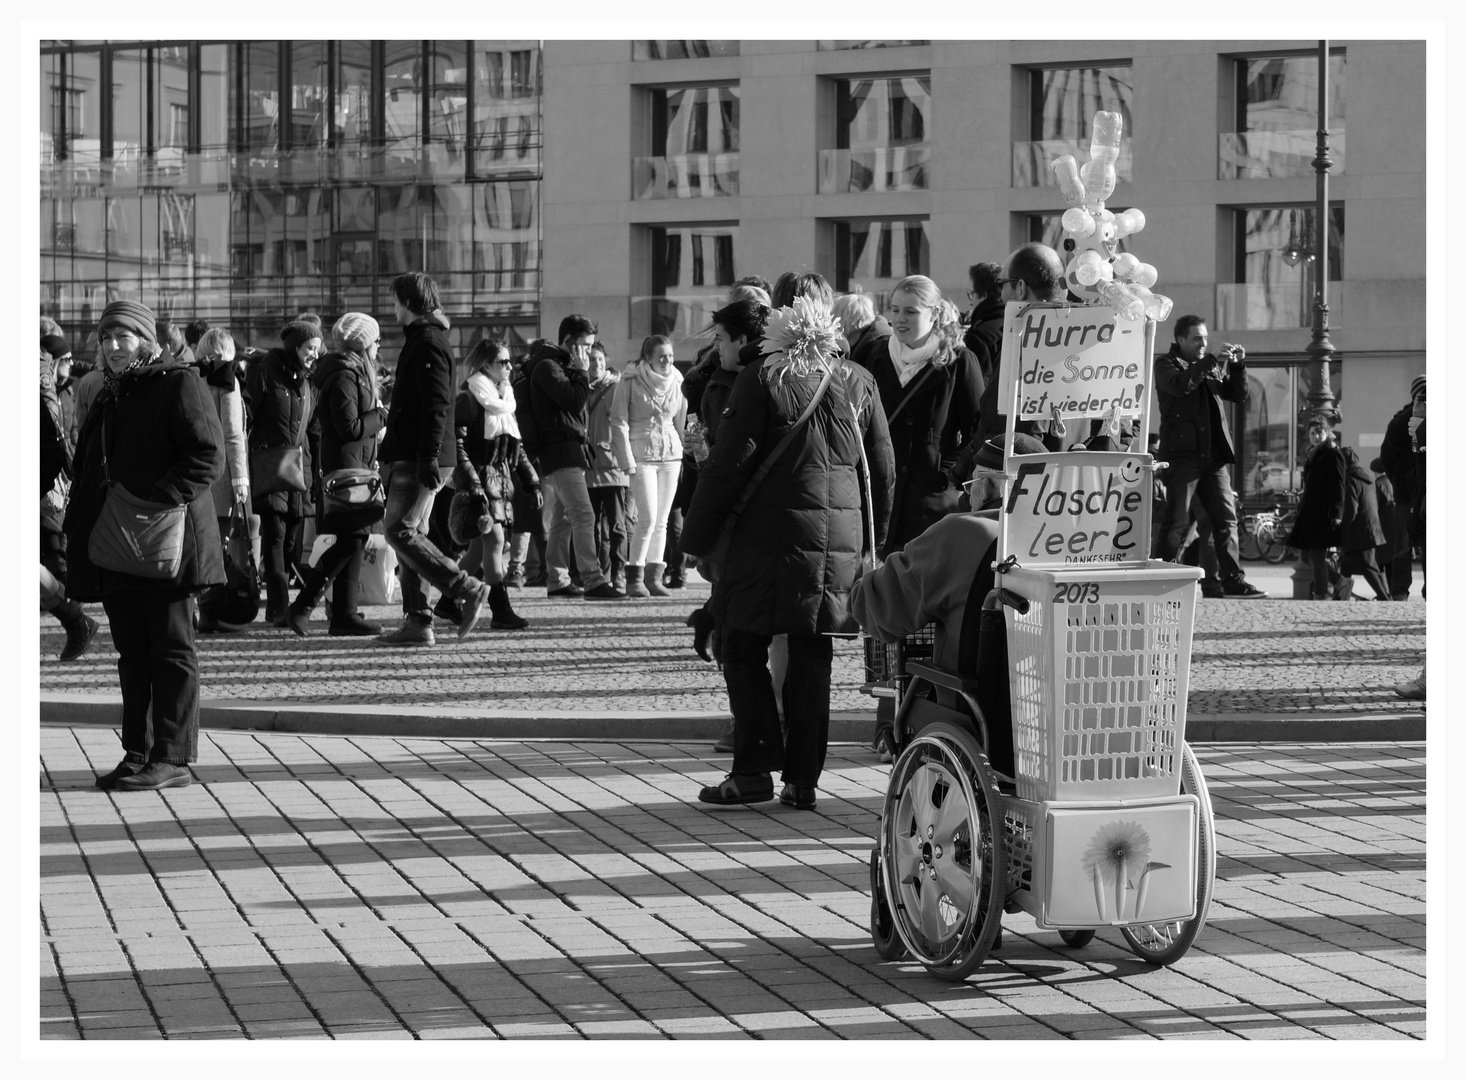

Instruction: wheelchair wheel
[1059,929,1095,948]
[880,721,1005,982]
[868,847,907,961]
[1120,743,1217,966]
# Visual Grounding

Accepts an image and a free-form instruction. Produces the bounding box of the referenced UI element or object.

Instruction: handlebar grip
[998,588,1030,615]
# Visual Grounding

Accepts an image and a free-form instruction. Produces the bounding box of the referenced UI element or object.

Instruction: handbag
[86,411,188,581]
[249,396,308,494]
[199,510,261,626]
[320,467,385,533]
[700,363,836,585]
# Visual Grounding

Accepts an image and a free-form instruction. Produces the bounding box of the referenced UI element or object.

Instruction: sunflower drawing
[1081,819,1152,920]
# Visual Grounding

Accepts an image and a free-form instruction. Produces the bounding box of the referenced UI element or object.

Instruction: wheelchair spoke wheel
[1120,743,1216,966]
[880,721,1005,982]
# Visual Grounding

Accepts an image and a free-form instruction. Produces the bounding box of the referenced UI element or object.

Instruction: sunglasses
[994,278,1021,290]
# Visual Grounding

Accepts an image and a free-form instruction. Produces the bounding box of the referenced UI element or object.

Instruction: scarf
[887,333,943,387]
[634,360,681,415]
[100,348,159,401]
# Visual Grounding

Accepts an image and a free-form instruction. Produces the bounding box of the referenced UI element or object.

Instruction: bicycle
[1241,493,1300,564]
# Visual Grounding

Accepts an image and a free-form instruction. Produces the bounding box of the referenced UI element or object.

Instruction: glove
[417,456,442,490]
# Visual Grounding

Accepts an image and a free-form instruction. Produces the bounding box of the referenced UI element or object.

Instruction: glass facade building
[40,39,544,357]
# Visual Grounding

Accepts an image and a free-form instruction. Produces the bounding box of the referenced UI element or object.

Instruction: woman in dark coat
[245,315,322,625]
[1339,445,1390,600]
[285,313,385,636]
[682,297,895,808]
[63,300,225,791]
[1286,416,1347,600]
[853,274,983,557]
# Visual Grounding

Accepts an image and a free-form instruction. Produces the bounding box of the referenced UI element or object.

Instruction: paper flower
[760,295,842,382]
[1082,819,1152,919]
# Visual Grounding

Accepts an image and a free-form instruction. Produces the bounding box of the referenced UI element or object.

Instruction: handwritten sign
[996,303,1149,420]
[999,451,1153,567]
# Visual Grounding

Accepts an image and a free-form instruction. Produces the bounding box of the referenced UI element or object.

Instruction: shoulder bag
[87,409,187,581]
[249,385,308,494]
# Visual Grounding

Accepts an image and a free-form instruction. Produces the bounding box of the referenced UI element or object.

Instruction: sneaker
[547,583,585,597]
[113,761,192,791]
[712,722,736,754]
[778,783,817,810]
[376,620,435,647]
[1221,576,1266,599]
[1199,580,1225,600]
[583,582,627,601]
[457,581,490,640]
[59,613,99,661]
[697,773,774,806]
[1394,675,1426,701]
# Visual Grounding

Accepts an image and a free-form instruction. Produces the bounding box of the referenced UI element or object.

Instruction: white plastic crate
[1001,562,1202,803]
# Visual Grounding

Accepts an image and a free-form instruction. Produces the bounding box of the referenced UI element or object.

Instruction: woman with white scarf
[611,335,687,597]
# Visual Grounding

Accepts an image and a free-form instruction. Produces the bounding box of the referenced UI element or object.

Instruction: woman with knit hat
[285,313,387,636]
[63,299,226,791]
[245,314,322,625]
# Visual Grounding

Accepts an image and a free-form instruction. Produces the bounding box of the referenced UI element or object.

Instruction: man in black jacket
[961,260,1005,386]
[1153,314,1264,598]
[377,272,491,644]
[1379,374,1424,600]
[523,314,625,600]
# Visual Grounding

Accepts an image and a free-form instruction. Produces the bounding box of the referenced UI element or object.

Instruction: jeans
[382,460,477,620]
[588,485,630,581]
[101,591,200,764]
[628,459,682,566]
[541,466,606,590]
[1156,457,1244,579]
[723,628,833,788]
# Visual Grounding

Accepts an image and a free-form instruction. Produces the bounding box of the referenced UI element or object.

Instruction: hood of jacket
[262,345,310,386]
[528,339,569,366]
[405,309,452,336]
[310,349,370,389]
[110,356,197,398]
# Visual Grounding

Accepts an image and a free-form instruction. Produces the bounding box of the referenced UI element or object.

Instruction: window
[635,224,737,336]
[153,46,189,154]
[1237,361,1343,511]
[832,218,930,306]
[290,41,329,150]
[1222,51,1346,178]
[473,42,543,178]
[428,40,468,146]
[1216,205,1345,331]
[243,41,281,153]
[817,40,928,51]
[198,44,230,149]
[636,85,740,199]
[633,41,738,60]
[334,41,374,151]
[1015,63,1133,186]
[820,75,931,193]
[383,40,422,157]
[65,51,102,166]
[111,48,146,162]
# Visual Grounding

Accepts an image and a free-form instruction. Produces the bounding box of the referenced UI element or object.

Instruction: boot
[57,601,99,661]
[285,566,329,637]
[488,583,529,630]
[664,557,686,590]
[624,564,650,598]
[328,575,380,637]
[645,562,671,598]
[264,571,289,627]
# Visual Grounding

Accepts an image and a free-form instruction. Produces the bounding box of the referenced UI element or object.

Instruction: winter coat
[455,386,539,528]
[63,358,226,601]
[523,340,592,474]
[847,316,893,371]
[1286,440,1346,549]
[681,356,896,637]
[1379,402,1421,507]
[699,366,740,448]
[196,359,248,517]
[379,311,456,468]
[610,363,687,470]
[680,342,720,418]
[855,337,984,556]
[1340,446,1387,554]
[961,296,1006,384]
[245,347,315,518]
[311,350,383,475]
[584,372,629,488]
[1153,344,1248,464]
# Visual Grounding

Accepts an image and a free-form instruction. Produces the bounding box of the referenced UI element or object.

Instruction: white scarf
[887,333,943,386]
[635,360,681,415]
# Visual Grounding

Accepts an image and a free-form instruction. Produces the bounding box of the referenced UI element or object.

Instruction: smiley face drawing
[1119,458,1143,485]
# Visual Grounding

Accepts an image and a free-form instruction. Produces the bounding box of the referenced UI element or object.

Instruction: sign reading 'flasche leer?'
[996,303,1149,420]
[1000,452,1153,567]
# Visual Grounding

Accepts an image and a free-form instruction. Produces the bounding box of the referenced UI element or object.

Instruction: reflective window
[637,224,737,337]
[653,85,739,155]
[383,41,422,156]
[198,44,230,149]
[159,191,194,266]
[41,52,59,162]
[111,48,147,162]
[472,42,542,178]
[1223,52,1346,179]
[154,46,190,153]
[377,184,421,275]
[1030,64,1133,141]
[291,41,329,149]
[837,76,929,150]
[833,218,930,306]
[66,51,102,165]
[428,41,469,146]
[633,41,738,60]
[335,42,374,150]
[244,42,281,153]
[1218,205,1345,331]
[817,40,928,51]
[194,192,230,275]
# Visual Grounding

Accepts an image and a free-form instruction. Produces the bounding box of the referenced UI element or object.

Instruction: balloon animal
[1050,111,1172,322]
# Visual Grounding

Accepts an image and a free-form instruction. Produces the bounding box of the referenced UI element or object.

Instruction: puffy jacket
[63,359,225,600]
[961,295,1006,384]
[310,350,383,475]
[195,357,248,516]
[855,337,984,556]
[245,347,315,517]
[1286,441,1346,549]
[1341,446,1387,554]
[1379,402,1420,507]
[379,311,455,468]
[682,356,895,637]
[584,371,629,487]
[699,367,740,449]
[610,363,687,470]
[523,340,592,474]
[1153,344,1247,463]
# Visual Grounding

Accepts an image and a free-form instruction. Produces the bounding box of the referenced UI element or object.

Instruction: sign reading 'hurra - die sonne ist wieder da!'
[1000,451,1153,567]
[996,302,1152,420]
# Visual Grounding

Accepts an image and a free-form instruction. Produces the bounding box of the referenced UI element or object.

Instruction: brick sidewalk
[41,728,1424,1040]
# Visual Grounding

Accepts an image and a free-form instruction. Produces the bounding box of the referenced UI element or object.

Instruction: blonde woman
[611,335,687,597]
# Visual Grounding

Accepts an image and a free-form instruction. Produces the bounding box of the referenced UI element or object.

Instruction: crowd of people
[39,245,1427,797]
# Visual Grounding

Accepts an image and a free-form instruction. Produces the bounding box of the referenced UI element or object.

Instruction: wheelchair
[866,564,1217,981]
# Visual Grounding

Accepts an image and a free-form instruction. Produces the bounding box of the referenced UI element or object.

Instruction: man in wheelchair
[851,432,1048,779]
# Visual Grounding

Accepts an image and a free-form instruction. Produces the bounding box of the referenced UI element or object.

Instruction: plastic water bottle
[1131,262,1159,289]
[1070,248,1108,287]
[1111,252,1141,280]
[1114,207,1146,239]
[1129,284,1174,322]
[1050,155,1087,204]
[1098,280,1145,320]
[1062,206,1096,238]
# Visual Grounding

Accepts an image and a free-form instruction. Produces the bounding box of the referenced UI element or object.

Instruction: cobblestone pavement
[39,579,1425,717]
[41,728,1424,1040]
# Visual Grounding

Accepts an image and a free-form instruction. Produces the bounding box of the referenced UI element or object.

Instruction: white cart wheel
[1120,743,1217,965]
[880,721,1005,982]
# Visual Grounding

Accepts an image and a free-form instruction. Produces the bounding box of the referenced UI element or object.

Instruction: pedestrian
[1338,442,1391,600]
[961,261,1006,386]
[613,334,687,598]
[42,333,78,454]
[682,295,895,810]
[63,300,225,790]
[1151,314,1265,598]
[1286,416,1347,600]
[832,290,891,371]
[192,329,250,567]
[583,342,632,592]
[376,272,492,644]
[522,315,627,600]
[245,314,322,626]
[454,338,533,629]
[285,312,387,636]
[1379,374,1425,600]
[41,361,97,661]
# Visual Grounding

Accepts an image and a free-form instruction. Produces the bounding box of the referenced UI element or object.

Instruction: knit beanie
[97,300,157,347]
[281,314,324,353]
[41,334,71,360]
[1410,374,1426,400]
[972,433,1047,472]
[332,312,380,354]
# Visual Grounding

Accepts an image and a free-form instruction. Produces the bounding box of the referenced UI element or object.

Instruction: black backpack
[512,357,541,459]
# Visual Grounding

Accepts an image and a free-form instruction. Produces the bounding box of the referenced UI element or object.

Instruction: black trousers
[724,628,833,788]
[589,485,630,579]
[101,590,200,765]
